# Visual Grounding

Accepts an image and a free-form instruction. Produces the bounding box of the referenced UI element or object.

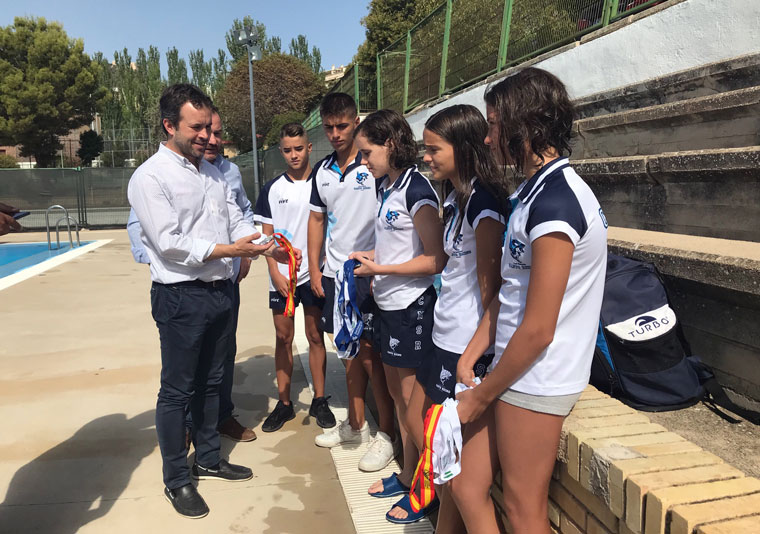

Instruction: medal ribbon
[272,232,297,317]
[409,403,443,513]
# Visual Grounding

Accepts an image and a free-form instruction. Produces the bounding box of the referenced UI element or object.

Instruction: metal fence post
[403,31,412,112]
[353,65,361,113]
[497,0,515,70]
[376,54,383,109]
[438,0,453,97]
[602,0,620,26]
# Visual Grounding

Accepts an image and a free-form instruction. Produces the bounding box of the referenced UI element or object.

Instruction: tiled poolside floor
[0,230,355,534]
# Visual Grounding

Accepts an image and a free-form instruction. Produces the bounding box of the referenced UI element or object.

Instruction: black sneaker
[309,396,336,428]
[262,400,296,432]
[192,459,253,482]
[164,484,209,518]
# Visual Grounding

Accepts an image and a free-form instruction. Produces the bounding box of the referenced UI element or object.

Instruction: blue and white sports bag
[591,254,706,411]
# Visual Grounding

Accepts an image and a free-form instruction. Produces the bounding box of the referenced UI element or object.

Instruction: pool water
[0,242,93,278]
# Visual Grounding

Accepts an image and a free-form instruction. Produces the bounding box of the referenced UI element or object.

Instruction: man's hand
[232,233,275,257]
[310,269,325,298]
[0,212,21,236]
[0,202,19,216]
[267,245,301,269]
[236,257,252,283]
[271,271,290,297]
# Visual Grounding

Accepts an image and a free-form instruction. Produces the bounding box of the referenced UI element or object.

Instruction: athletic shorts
[418,344,494,404]
[321,275,375,339]
[374,286,436,369]
[497,389,582,416]
[269,283,325,311]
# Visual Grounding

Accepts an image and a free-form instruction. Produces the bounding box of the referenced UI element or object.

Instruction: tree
[264,110,306,148]
[210,49,229,98]
[0,17,108,167]
[0,154,18,168]
[216,54,323,152]
[77,129,104,166]
[289,35,322,74]
[166,47,189,84]
[355,0,438,72]
[189,49,213,95]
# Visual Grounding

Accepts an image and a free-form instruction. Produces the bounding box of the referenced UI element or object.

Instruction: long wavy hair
[484,67,574,174]
[424,104,508,234]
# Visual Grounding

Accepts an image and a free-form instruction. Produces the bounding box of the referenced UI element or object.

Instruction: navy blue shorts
[374,286,436,369]
[269,283,325,311]
[418,344,494,404]
[321,275,375,339]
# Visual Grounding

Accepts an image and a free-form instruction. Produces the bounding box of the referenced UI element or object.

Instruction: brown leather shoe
[218,416,257,442]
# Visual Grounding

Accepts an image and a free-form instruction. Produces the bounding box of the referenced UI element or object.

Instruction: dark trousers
[219,282,240,421]
[151,280,234,489]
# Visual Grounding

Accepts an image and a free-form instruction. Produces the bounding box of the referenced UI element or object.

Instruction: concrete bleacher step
[570,85,760,159]
[606,226,760,409]
[572,146,760,242]
[574,52,760,120]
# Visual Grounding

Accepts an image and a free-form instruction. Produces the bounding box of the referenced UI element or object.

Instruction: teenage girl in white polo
[349,109,446,524]
[450,68,608,534]
[410,104,508,532]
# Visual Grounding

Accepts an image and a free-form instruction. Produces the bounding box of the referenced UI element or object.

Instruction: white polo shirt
[433,180,505,353]
[493,158,608,396]
[254,172,313,290]
[127,143,256,284]
[373,166,439,311]
[309,152,377,278]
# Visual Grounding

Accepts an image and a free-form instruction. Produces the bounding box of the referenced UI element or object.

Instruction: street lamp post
[236,27,262,199]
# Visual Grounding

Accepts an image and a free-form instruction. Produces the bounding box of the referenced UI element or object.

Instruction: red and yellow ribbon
[272,232,297,318]
[409,403,443,513]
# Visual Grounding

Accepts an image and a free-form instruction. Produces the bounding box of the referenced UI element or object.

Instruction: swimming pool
[0,242,95,278]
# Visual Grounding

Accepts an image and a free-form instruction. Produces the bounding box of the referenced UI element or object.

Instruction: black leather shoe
[164,484,209,518]
[309,396,336,428]
[192,459,253,482]
[262,400,296,432]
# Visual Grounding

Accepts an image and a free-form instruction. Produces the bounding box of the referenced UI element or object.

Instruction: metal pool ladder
[45,205,81,250]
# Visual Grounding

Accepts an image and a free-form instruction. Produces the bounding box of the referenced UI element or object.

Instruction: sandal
[368,472,409,498]
[385,494,439,524]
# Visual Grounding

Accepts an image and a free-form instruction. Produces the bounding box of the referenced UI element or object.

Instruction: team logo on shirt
[278,198,288,204]
[450,233,471,258]
[384,209,400,231]
[508,237,530,269]
[599,208,609,228]
[354,172,371,191]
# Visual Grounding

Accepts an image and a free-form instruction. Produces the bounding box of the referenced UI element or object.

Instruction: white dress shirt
[127,143,256,284]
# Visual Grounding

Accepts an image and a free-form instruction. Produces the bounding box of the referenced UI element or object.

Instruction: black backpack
[590,254,756,422]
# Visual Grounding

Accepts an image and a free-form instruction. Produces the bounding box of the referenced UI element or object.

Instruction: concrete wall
[405,0,760,138]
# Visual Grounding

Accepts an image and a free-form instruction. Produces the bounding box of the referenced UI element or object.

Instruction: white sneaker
[358,431,396,472]
[315,419,370,448]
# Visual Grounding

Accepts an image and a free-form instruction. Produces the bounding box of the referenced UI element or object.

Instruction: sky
[0,0,370,74]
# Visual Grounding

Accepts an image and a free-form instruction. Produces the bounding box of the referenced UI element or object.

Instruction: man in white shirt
[128,84,297,519]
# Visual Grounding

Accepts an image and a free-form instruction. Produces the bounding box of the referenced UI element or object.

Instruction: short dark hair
[355,109,417,170]
[320,92,357,119]
[484,67,574,173]
[280,122,307,139]
[159,84,213,135]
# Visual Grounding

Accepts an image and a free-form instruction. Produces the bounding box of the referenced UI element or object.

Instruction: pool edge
[0,240,112,291]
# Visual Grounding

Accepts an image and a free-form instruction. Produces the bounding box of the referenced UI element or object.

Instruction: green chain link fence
[378,0,663,113]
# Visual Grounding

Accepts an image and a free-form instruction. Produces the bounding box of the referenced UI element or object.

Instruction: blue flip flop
[369,472,409,498]
[385,494,439,524]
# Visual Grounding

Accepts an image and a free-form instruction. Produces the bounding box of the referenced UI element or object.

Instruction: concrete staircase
[569,52,760,410]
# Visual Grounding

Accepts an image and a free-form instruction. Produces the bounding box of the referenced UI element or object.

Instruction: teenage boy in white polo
[307,93,396,471]
[254,123,336,432]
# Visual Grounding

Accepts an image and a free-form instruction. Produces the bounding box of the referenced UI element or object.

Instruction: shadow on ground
[0,410,156,534]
